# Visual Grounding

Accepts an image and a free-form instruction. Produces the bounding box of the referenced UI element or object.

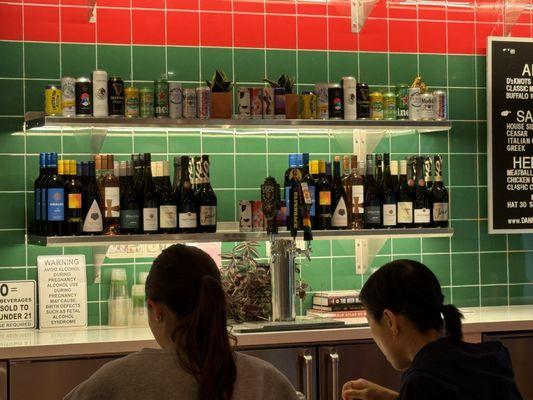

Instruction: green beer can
[139,87,154,118]
[154,79,169,118]
[383,92,396,120]
[395,84,409,120]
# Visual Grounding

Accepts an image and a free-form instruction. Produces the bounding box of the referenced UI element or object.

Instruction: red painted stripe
[167,0,199,10]
[96,7,131,44]
[200,12,232,46]
[419,21,446,54]
[297,15,327,50]
[234,12,264,48]
[329,17,357,51]
[24,5,60,42]
[266,14,296,49]
[132,9,165,45]
[167,11,199,46]
[389,20,418,53]
[358,18,388,52]
[0,3,22,40]
[61,6,95,43]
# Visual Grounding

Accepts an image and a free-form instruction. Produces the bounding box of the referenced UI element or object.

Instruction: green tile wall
[0,42,532,326]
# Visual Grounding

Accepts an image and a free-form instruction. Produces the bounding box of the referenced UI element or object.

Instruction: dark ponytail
[359,259,464,339]
[146,244,237,400]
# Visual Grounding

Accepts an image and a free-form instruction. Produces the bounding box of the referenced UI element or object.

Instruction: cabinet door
[9,355,122,400]
[238,347,318,400]
[0,362,6,400]
[319,341,402,400]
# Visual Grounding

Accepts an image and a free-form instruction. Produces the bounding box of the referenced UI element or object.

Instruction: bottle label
[200,206,216,226]
[179,212,197,228]
[83,199,103,232]
[365,206,381,224]
[104,187,120,217]
[285,186,290,206]
[414,208,430,223]
[309,185,316,217]
[35,188,41,220]
[382,204,397,226]
[143,208,158,231]
[68,193,82,209]
[332,197,348,227]
[47,188,65,221]
[433,203,449,221]
[120,210,140,229]
[319,191,331,206]
[397,202,413,224]
[159,205,177,228]
[41,190,47,221]
[352,185,364,213]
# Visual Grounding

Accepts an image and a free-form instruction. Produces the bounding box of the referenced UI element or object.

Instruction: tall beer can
[124,86,139,118]
[169,82,183,119]
[237,87,251,119]
[154,79,169,118]
[395,84,409,120]
[262,87,275,119]
[250,88,263,119]
[183,88,197,119]
[433,90,447,120]
[139,87,154,118]
[108,77,125,116]
[356,83,370,119]
[370,91,384,120]
[92,70,108,117]
[61,77,76,117]
[408,87,422,120]
[274,87,286,119]
[383,92,396,120]
[342,76,357,120]
[421,92,434,121]
[300,92,317,119]
[196,86,211,119]
[315,83,329,119]
[328,84,343,119]
[75,77,92,115]
[45,85,62,116]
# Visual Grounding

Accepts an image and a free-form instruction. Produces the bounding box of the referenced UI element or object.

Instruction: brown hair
[146,244,236,400]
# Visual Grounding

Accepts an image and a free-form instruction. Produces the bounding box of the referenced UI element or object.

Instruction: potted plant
[264,74,298,119]
[206,70,233,119]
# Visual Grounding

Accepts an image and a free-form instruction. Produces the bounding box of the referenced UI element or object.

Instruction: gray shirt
[64,348,299,400]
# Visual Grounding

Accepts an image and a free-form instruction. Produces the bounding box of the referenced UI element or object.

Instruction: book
[313,290,361,307]
[312,304,364,312]
[307,309,367,320]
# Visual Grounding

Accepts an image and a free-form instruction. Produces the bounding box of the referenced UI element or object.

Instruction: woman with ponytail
[342,259,522,400]
[65,244,298,400]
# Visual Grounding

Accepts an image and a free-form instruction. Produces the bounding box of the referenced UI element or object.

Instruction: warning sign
[0,280,36,330]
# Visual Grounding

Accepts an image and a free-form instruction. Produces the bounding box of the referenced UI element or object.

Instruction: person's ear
[382,309,400,338]
[147,299,164,323]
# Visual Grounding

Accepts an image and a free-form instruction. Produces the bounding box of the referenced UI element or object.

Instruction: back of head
[360,259,463,339]
[146,244,236,400]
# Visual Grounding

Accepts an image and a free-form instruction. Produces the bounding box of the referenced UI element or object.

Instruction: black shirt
[399,337,523,400]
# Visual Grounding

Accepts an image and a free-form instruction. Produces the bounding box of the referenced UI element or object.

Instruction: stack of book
[307,291,366,323]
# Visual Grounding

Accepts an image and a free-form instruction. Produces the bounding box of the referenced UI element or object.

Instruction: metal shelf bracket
[355,237,387,275]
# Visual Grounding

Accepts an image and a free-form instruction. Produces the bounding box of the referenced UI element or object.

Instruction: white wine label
[179,212,197,228]
[383,204,397,226]
[397,202,413,224]
[143,207,158,231]
[104,187,120,217]
[332,197,348,227]
[414,208,430,223]
[83,199,103,232]
[433,203,449,221]
[352,185,364,213]
[159,205,177,228]
[200,206,216,226]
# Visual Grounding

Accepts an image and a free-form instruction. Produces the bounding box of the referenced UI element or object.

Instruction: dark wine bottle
[102,154,121,235]
[120,161,140,234]
[65,160,83,235]
[317,160,332,230]
[364,155,381,228]
[396,160,414,228]
[178,156,198,233]
[45,154,65,236]
[172,156,182,201]
[425,155,433,192]
[345,156,365,230]
[375,153,383,195]
[284,154,298,229]
[80,161,89,189]
[331,157,348,229]
[390,160,399,192]
[341,155,351,181]
[301,153,316,228]
[142,153,159,233]
[381,153,397,228]
[431,155,449,228]
[158,160,177,233]
[83,161,103,235]
[197,155,217,233]
[33,152,47,235]
[414,156,431,227]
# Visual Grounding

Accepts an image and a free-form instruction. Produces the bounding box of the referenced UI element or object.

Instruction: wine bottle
[396,160,414,228]
[65,160,83,235]
[80,161,89,189]
[83,161,103,235]
[381,154,397,228]
[425,155,433,191]
[431,155,449,228]
[172,156,182,199]
[364,155,381,228]
[317,160,332,230]
[325,161,333,184]
[178,156,198,233]
[390,160,399,192]
[142,153,159,233]
[197,155,217,233]
[309,159,319,227]
[310,159,319,181]
[46,153,65,236]
[119,161,127,191]
[159,160,178,233]
[120,161,140,234]
[414,156,431,227]
[301,153,316,227]
[284,154,298,229]
[375,153,383,193]
[341,155,351,181]
[345,155,365,230]
[331,158,348,229]
[102,154,121,235]
[33,152,47,235]
[39,153,53,235]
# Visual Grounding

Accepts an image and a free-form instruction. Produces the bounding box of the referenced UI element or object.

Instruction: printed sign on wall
[0,280,36,330]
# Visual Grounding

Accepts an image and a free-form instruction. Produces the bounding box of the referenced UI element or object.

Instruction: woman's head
[360,259,463,371]
[145,244,236,400]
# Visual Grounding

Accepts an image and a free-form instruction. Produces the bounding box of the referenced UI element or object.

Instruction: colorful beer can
[356,83,370,119]
[61,77,76,117]
[124,86,139,118]
[408,87,422,120]
[250,88,263,119]
[300,91,317,119]
[252,200,265,231]
[433,90,447,120]
[315,83,329,119]
[75,77,92,115]
[196,86,211,119]
[370,91,384,120]
[262,87,275,119]
[328,84,343,119]
[238,200,252,232]
[45,85,62,116]
[383,92,396,120]
[342,76,357,120]
[395,84,409,120]
[169,82,183,119]
[92,70,108,117]
[108,76,125,116]
[139,87,154,118]
[183,88,197,119]
[154,79,169,118]
[421,92,434,121]
[274,87,286,119]
[237,87,251,119]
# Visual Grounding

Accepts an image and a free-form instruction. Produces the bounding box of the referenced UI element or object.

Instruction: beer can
[433,90,447,120]
[370,91,384,120]
[44,85,62,116]
[421,92,434,121]
[139,87,154,118]
[75,77,92,115]
[328,84,343,119]
[395,84,409,120]
[274,87,286,119]
[124,86,139,118]
[262,87,275,119]
[356,83,370,119]
[300,91,317,119]
[108,76,125,116]
[61,77,76,117]
[252,200,265,231]
[342,76,357,120]
[154,79,169,118]
[383,92,396,120]
[169,82,183,119]
[315,83,329,119]
[250,88,263,119]
[92,70,108,117]
[196,86,211,119]
[238,200,252,232]
[237,87,251,119]
[183,88,197,119]
[408,87,422,120]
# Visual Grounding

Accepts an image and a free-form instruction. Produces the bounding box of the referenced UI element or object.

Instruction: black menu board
[488,37,533,234]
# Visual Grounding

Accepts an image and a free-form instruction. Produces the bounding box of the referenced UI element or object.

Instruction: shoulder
[400,370,460,400]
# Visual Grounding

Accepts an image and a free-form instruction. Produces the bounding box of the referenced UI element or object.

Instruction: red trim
[266,0,295,14]
[0,3,22,40]
[61,6,95,43]
[266,14,296,49]
[358,18,388,52]
[389,20,417,53]
[234,0,264,13]
[201,0,231,12]
[24,5,59,42]
[328,0,350,17]
[329,17,357,51]
[96,7,131,45]
[447,21,476,54]
[132,9,165,45]
[234,12,264,48]
[167,0,199,10]
[200,12,232,46]
[419,21,447,54]
[167,11,199,46]
[132,0,165,9]
[97,0,130,7]
[297,15,327,50]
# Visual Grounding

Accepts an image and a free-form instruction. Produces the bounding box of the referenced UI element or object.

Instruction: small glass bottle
[108,268,130,327]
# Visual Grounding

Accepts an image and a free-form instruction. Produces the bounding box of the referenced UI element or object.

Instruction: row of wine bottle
[32,152,217,236]
[283,152,449,231]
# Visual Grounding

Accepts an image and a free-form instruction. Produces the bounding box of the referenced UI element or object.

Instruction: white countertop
[0,305,532,360]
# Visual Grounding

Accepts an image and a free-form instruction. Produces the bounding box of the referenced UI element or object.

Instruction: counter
[1,305,532,360]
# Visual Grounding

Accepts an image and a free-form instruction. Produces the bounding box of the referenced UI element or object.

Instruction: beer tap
[261,176,280,240]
